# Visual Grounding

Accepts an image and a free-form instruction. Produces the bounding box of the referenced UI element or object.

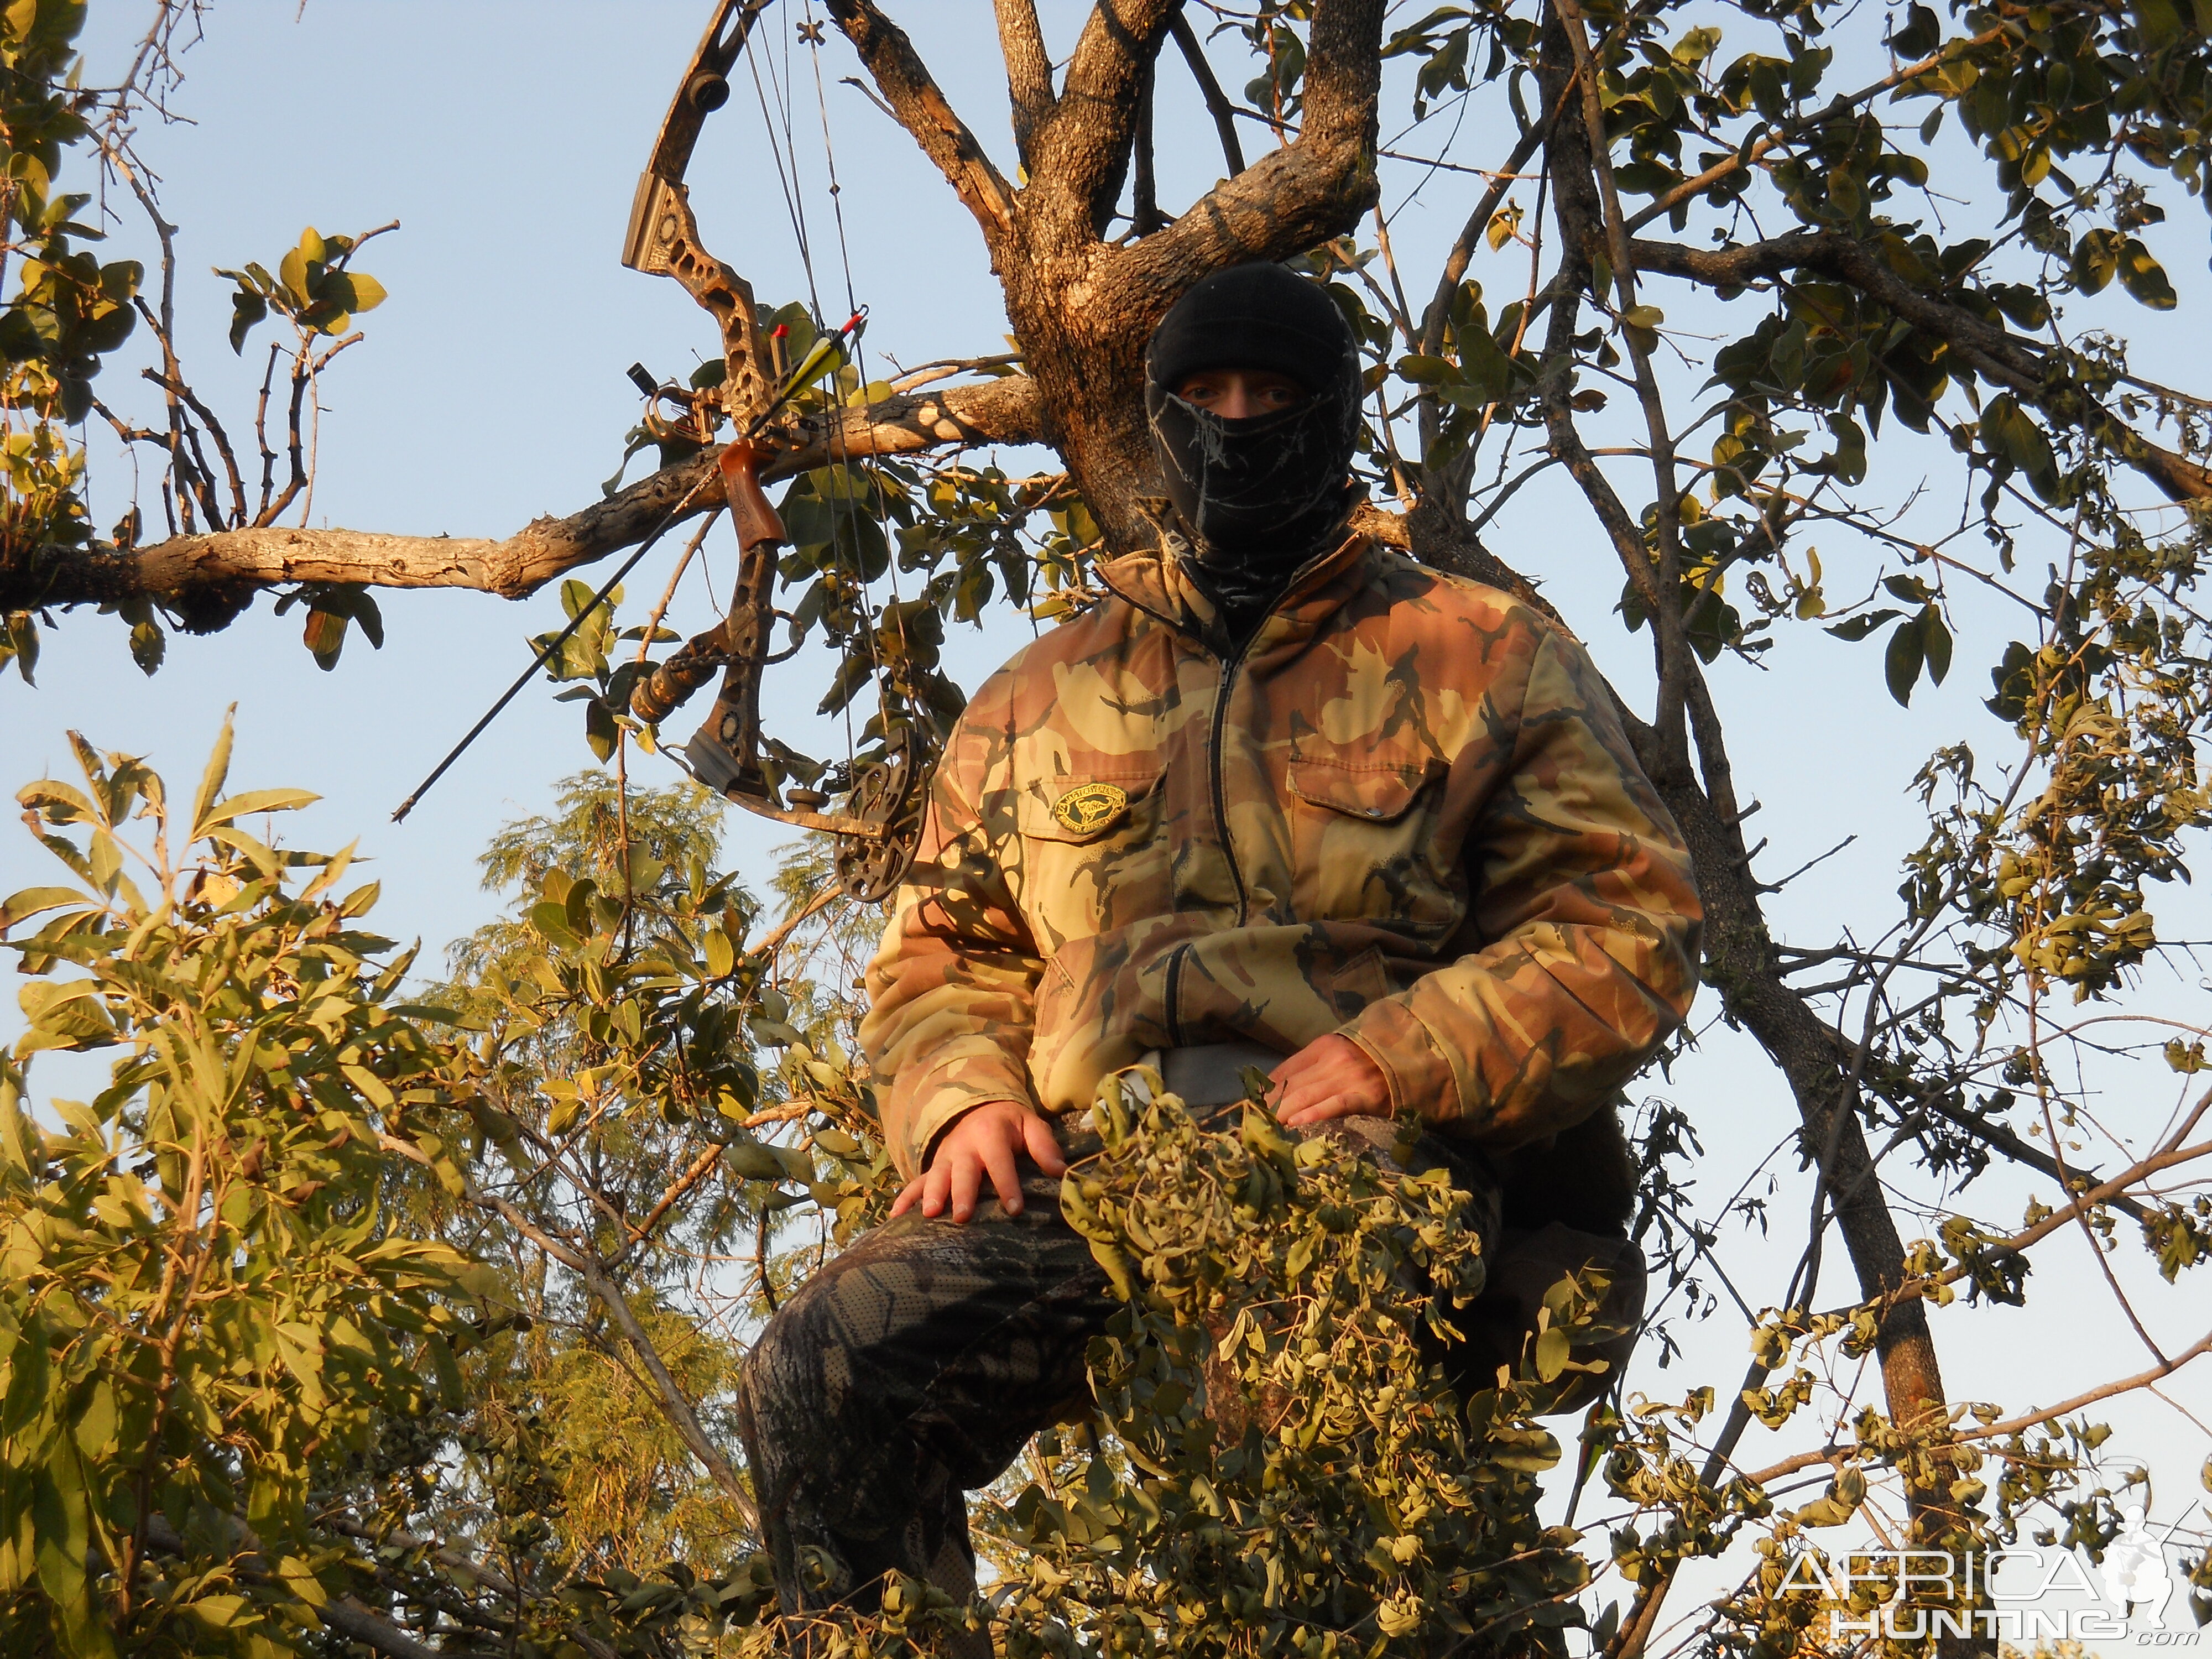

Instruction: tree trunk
[829,0,1388,550]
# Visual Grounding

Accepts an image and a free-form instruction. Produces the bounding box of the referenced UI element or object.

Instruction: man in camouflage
[737,263,1703,1630]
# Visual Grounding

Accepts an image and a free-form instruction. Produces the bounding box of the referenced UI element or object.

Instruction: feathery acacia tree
[3,0,2211,1653]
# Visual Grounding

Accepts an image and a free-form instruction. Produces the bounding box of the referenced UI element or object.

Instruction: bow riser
[632,437,784,729]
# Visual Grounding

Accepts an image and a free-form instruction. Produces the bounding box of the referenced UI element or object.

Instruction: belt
[1135,1040,1285,1108]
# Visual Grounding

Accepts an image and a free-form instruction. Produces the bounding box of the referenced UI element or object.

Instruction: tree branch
[1133,55,1165,236]
[139,1514,486,1659]
[827,1,1019,242]
[1740,1326,2212,1489]
[571,1246,758,1531]
[1621,29,2007,235]
[1418,118,1548,362]
[1044,0,1185,237]
[1119,0,1383,292]
[1630,229,2212,501]
[994,0,1055,170]
[1551,0,1697,757]
[2,376,1042,615]
[1300,0,1387,145]
[380,1134,759,1532]
[1167,14,1245,179]
[1906,1091,2154,1223]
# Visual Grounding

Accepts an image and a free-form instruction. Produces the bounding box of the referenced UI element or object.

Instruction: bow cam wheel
[834,728,930,903]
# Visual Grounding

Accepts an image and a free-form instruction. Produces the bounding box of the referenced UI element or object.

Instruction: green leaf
[704,929,735,979]
[128,615,164,675]
[0,887,85,931]
[584,695,618,763]
[1920,604,1952,685]
[32,1453,109,1657]
[303,606,348,669]
[3,609,39,684]
[279,244,311,305]
[2072,228,2121,295]
[71,1380,114,1457]
[186,1593,251,1630]
[1394,353,1457,385]
[1890,2,1940,56]
[1824,607,1902,642]
[278,1554,330,1610]
[1982,394,2059,499]
[17,978,113,1053]
[2116,237,2178,310]
[1885,612,1925,706]
[424,1335,464,1414]
[724,1141,788,1182]
[340,270,387,313]
[226,287,266,354]
[195,788,319,842]
[529,900,578,948]
[1534,1324,1571,1383]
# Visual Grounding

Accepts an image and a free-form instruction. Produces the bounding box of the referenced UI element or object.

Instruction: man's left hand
[1268,1034,1391,1127]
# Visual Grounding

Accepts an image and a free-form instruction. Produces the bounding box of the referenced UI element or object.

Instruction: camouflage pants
[733,1116,1509,1631]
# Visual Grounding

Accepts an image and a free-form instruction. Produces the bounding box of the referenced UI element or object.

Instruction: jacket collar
[1096,500,1378,653]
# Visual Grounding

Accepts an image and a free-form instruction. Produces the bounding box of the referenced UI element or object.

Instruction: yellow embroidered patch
[1051,781,1130,837]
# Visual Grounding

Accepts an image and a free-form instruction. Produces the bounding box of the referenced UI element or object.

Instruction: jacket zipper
[1208,632,1253,927]
[1166,629,1251,1051]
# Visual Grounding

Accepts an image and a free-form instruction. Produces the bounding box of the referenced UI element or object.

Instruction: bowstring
[744,12,819,310]
[802,0,860,322]
[743,3,886,783]
[799,0,900,758]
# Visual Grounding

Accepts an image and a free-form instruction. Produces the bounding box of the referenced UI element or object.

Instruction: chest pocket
[1011,769,1172,945]
[1287,754,1460,936]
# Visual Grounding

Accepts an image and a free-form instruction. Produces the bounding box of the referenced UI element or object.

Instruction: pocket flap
[1016,771,1163,842]
[1288,755,1437,823]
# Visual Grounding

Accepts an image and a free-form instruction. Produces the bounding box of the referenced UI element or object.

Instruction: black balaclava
[1144,263,1362,638]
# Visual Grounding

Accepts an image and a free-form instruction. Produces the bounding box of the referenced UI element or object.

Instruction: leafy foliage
[0,719,489,1654]
[0,0,139,670]
[215,227,386,356]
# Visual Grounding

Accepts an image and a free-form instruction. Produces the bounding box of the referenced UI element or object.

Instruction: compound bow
[619,0,930,904]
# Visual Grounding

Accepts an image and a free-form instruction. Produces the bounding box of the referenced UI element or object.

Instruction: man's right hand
[890,1098,1068,1223]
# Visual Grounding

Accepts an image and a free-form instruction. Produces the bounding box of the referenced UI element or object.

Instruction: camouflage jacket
[858,533,1703,1180]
